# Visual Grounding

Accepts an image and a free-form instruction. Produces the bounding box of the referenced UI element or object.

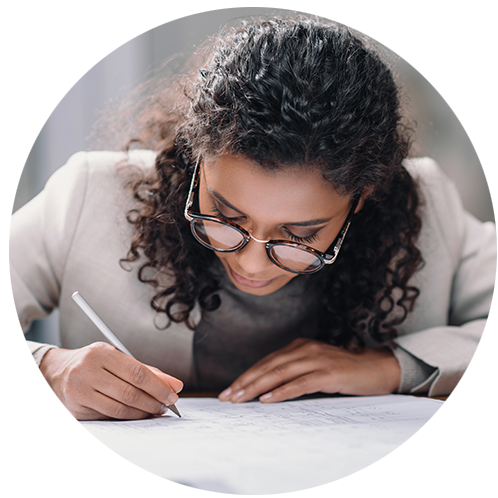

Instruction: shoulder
[52,149,156,182]
[85,149,157,170]
[404,157,478,268]
[403,156,456,197]
[44,149,157,205]
[28,149,157,241]
[403,157,466,258]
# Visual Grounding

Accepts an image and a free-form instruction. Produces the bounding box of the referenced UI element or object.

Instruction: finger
[219,340,311,401]
[87,389,158,420]
[93,368,168,416]
[101,348,179,407]
[229,357,319,403]
[259,371,334,403]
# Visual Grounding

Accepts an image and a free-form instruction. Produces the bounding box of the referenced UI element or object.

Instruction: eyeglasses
[184,159,358,274]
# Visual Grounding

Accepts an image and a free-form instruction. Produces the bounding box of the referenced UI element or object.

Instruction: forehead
[201,154,350,221]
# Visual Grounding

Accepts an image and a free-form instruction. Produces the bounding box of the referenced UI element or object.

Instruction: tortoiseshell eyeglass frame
[184,158,358,274]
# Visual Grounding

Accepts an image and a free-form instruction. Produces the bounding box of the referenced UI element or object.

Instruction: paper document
[82,394,442,494]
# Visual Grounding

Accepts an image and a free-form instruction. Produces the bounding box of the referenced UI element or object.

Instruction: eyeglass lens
[269,245,322,273]
[192,219,321,273]
[192,219,245,250]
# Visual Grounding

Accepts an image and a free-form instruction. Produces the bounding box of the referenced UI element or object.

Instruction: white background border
[2,2,497,497]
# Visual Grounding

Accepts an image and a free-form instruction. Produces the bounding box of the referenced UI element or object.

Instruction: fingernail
[219,388,232,400]
[167,392,178,404]
[260,392,272,402]
[232,389,245,400]
[159,404,169,415]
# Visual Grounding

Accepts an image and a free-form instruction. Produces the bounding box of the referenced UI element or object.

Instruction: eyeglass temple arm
[322,221,352,265]
[184,157,201,222]
[322,196,359,265]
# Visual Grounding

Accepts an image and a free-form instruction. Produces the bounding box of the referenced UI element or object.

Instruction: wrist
[39,347,65,390]
[32,344,58,367]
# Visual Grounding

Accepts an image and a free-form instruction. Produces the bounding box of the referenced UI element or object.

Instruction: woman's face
[198,154,359,296]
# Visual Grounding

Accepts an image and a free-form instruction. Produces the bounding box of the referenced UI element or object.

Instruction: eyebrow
[207,185,333,227]
[208,187,246,215]
[285,218,333,227]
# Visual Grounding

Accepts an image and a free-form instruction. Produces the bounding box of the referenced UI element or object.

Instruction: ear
[354,186,374,214]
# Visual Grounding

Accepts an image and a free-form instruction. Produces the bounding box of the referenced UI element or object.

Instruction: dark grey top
[192,261,320,390]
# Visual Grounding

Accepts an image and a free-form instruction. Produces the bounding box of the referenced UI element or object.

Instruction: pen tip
[168,404,181,418]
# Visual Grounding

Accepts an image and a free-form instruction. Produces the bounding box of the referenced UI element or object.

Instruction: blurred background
[13,7,494,345]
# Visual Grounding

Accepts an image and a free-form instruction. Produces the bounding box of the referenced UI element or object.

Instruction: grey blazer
[10,151,496,396]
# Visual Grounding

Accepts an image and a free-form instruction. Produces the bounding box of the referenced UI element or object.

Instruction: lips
[229,267,277,288]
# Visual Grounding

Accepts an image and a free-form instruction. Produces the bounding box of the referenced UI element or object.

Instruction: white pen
[71,291,181,418]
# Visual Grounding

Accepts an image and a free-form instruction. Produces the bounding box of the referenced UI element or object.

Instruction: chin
[218,257,295,295]
[230,280,288,296]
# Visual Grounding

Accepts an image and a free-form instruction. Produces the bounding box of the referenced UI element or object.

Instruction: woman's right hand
[39,342,183,421]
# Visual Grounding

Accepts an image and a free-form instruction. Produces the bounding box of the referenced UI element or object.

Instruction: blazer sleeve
[10,152,90,356]
[394,159,496,396]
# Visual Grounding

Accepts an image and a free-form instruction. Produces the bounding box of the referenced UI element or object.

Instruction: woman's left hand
[218,338,401,403]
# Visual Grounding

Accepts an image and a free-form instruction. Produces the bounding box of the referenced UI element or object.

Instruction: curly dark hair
[120,16,423,349]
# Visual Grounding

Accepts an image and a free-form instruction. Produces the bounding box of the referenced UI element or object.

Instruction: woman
[10,17,495,420]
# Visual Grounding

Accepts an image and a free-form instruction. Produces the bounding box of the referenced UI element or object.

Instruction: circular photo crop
[8,6,495,496]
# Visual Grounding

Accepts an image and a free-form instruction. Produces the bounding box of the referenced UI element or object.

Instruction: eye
[211,205,245,222]
[283,228,320,245]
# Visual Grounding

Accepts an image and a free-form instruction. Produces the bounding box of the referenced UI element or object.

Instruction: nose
[248,233,270,244]
[235,232,273,274]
